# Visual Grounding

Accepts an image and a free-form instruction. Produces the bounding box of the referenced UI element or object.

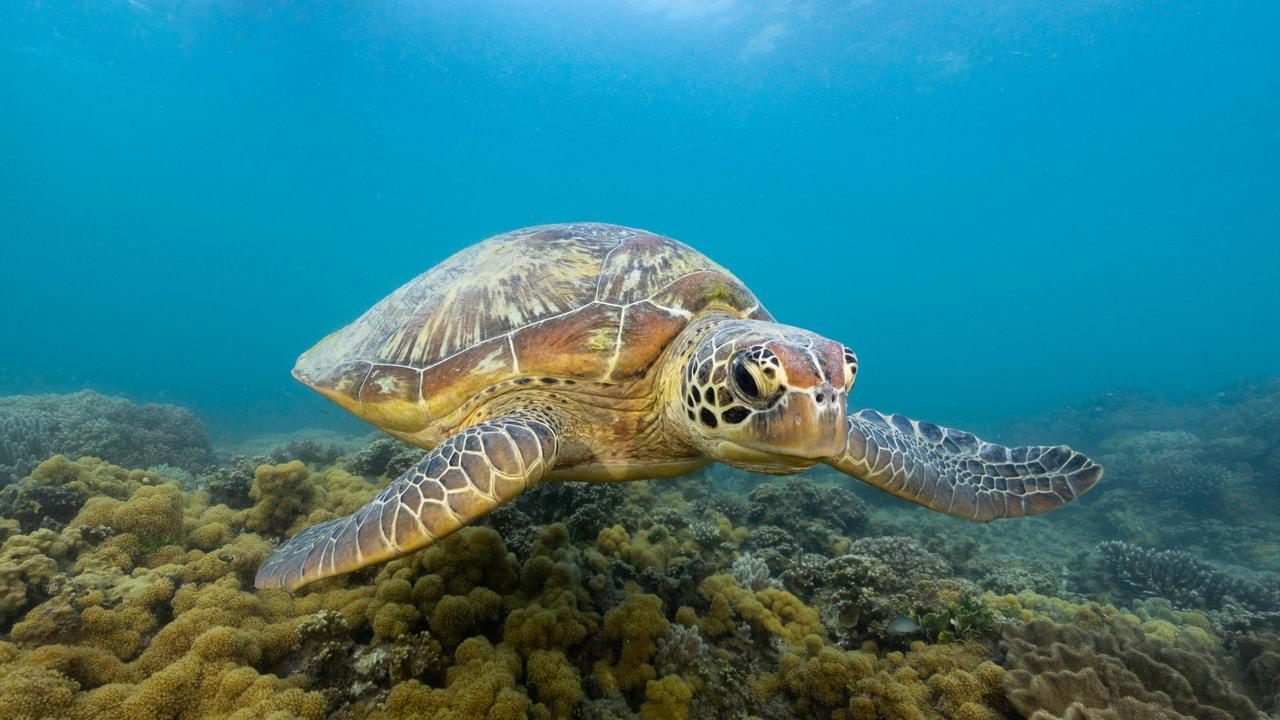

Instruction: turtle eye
[730,355,761,400]
[841,347,858,391]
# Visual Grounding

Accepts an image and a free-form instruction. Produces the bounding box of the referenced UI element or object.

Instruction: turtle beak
[740,382,847,460]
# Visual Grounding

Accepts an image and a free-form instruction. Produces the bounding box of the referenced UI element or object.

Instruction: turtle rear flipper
[255,412,559,592]
[828,409,1101,522]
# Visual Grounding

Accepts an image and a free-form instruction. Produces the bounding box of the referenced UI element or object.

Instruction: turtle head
[676,320,857,473]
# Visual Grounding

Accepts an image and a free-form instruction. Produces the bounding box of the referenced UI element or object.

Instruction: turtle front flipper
[827,409,1101,522]
[255,412,559,592]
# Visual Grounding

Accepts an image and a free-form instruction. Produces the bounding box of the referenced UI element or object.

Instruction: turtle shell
[294,223,769,434]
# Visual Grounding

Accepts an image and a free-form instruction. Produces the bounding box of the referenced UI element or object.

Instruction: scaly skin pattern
[258,223,1103,592]
[255,411,559,591]
[663,318,856,473]
[831,409,1103,522]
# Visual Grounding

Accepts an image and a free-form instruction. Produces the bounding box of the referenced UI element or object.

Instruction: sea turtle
[256,223,1101,591]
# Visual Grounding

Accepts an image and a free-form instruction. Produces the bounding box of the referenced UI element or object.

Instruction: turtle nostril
[816,382,837,405]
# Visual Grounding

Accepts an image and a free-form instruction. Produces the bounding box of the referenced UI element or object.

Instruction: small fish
[887,616,923,635]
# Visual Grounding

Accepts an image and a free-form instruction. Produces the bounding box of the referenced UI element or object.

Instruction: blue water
[2,1,1277,437]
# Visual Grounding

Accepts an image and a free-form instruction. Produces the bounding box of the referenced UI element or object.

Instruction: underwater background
[2,2,1279,719]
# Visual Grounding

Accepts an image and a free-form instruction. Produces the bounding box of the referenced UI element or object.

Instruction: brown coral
[244,461,315,536]
[604,593,670,691]
[377,637,531,720]
[1001,617,1259,720]
[758,634,1008,720]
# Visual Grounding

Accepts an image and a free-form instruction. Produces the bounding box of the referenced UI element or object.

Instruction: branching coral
[201,455,263,509]
[730,552,776,591]
[0,391,214,487]
[512,482,628,543]
[980,559,1061,596]
[787,538,963,646]
[746,478,869,553]
[1088,541,1278,616]
[267,436,344,467]
[345,436,422,479]
[1100,430,1236,504]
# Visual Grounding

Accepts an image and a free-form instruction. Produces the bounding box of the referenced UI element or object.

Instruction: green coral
[915,595,1001,644]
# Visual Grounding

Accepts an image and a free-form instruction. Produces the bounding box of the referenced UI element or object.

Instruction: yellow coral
[30,455,145,502]
[244,461,315,536]
[762,633,1006,720]
[757,586,824,644]
[72,654,324,720]
[23,643,134,689]
[595,524,681,570]
[674,605,697,628]
[1,531,64,622]
[604,593,669,691]
[696,573,824,643]
[378,637,529,720]
[71,483,185,547]
[640,674,693,720]
[179,532,272,585]
[186,521,232,551]
[592,659,618,695]
[526,649,582,719]
[417,526,517,596]
[0,666,78,720]
[504,589,596,653]
[428,587,502,646]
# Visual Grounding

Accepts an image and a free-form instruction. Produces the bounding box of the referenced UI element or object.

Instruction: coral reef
[245,461,317,537]
[345,436,422,480]
[0,391,214,487]
[488,482,627,558]
[757,634,1009,719]
[1083,541,1279,620]
[1100,430,1238,504]
[746,478,868,554]
[268,438,344,468]
[2,382,1279,717]
[1001,616,1261,720]
[0,455,164,533]
[200,455,262,510]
